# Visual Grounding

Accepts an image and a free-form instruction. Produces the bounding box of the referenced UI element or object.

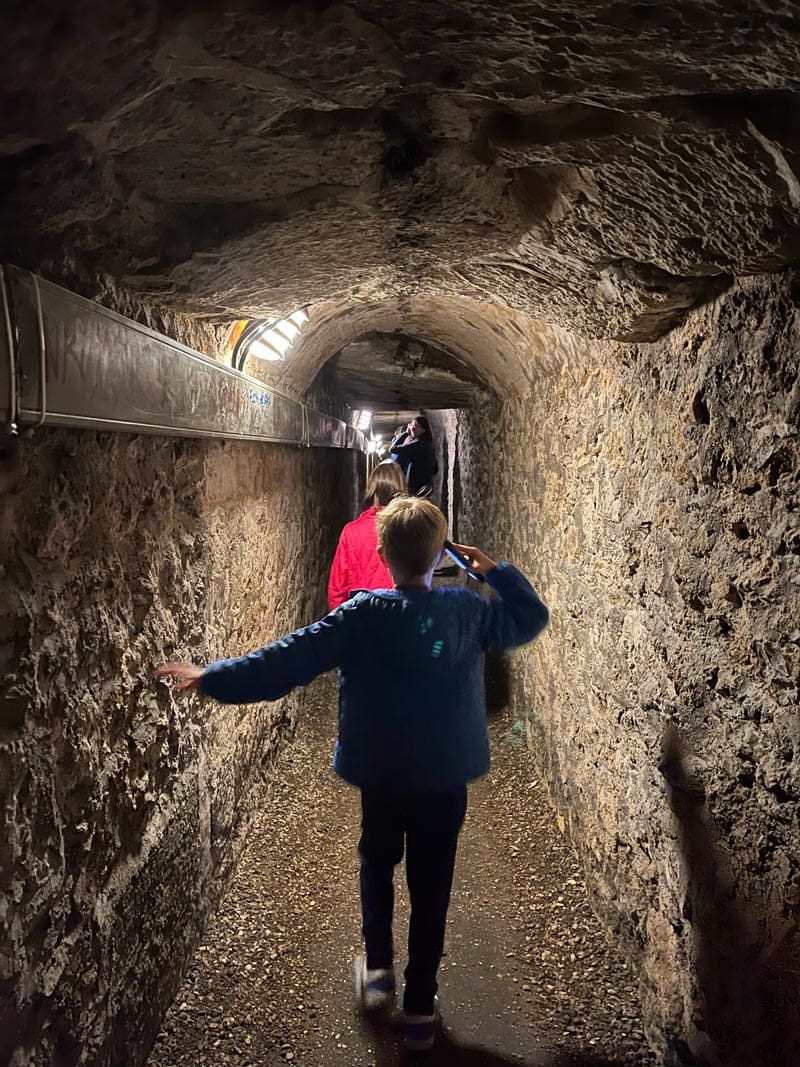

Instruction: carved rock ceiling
[2,1,800,382]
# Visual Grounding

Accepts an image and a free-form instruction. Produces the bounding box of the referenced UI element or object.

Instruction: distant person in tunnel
[390,415,438,498]
[156,496,548,1052]
[327,460,407,610]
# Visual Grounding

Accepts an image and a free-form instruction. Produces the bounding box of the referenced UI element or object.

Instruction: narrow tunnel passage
[3,7,800,1067]
[147,676,653,1067]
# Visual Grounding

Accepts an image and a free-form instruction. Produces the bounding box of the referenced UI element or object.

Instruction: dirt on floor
[147,674,656,1067]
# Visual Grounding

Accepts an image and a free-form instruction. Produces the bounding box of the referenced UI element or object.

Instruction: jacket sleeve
[200,610,349,705]
[390,436,416,457]
[328,529,352,610]
[390,436,415,474]
[478,563,549,651]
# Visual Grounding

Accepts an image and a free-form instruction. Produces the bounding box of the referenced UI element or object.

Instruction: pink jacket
[327,506,394,610]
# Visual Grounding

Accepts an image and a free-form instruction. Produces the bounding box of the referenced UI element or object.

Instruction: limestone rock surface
[2,2,800,344]
[450,272,800,1066]
[330,333,482,408]
[0,427,358,1065]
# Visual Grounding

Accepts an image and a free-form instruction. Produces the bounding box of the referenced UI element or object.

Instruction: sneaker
[402,1000,440,1051]
[353,954,396,1012]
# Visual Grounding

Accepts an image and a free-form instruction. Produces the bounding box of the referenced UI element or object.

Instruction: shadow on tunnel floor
[358,1011,639,1067]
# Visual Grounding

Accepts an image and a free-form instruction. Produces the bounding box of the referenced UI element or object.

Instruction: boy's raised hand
[450,542,497,577]
[155,661,204,693]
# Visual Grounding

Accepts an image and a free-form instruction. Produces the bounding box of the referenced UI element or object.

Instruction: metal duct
[0,264,365,451]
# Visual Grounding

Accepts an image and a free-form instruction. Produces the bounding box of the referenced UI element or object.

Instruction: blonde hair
[362,460,407,511]
[376,496,447,579]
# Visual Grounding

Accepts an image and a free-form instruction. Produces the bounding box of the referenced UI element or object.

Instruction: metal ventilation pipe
[0,264,365,452]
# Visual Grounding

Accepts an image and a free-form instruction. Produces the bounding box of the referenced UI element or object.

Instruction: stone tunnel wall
[451,273,800,1066]
[1,425,360,1066]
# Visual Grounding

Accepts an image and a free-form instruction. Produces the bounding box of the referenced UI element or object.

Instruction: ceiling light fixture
[248,339,285,363]
[231,309,310,370]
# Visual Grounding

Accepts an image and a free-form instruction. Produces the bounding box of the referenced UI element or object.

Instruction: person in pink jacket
[328,461,407,610]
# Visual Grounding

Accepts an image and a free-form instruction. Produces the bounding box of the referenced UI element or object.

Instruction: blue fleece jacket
[200,563,548,791]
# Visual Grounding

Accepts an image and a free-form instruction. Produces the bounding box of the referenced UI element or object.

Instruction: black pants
[358,786,468,1015]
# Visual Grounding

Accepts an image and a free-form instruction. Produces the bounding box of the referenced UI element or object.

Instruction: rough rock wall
[452,273,800,1066]
[0,427,358,1066]
[425,408,458,520]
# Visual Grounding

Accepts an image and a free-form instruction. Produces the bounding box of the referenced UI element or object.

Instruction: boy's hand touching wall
[155,661,204,693]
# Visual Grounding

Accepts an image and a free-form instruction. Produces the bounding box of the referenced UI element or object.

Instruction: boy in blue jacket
[156,496,548,1051]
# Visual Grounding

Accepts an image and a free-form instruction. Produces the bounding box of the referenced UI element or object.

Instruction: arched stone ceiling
[330,334,483,410]
[2,0,800,370]
[241,295,606,399]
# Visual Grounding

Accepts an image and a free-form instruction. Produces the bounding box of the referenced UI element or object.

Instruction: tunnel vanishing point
[2,4,800,1065]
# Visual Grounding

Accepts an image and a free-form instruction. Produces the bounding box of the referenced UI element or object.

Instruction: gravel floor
[148,674,656,1067]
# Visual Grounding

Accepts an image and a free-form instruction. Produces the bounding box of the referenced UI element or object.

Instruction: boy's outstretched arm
[156,611,348,704]
[452,542,549,650]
